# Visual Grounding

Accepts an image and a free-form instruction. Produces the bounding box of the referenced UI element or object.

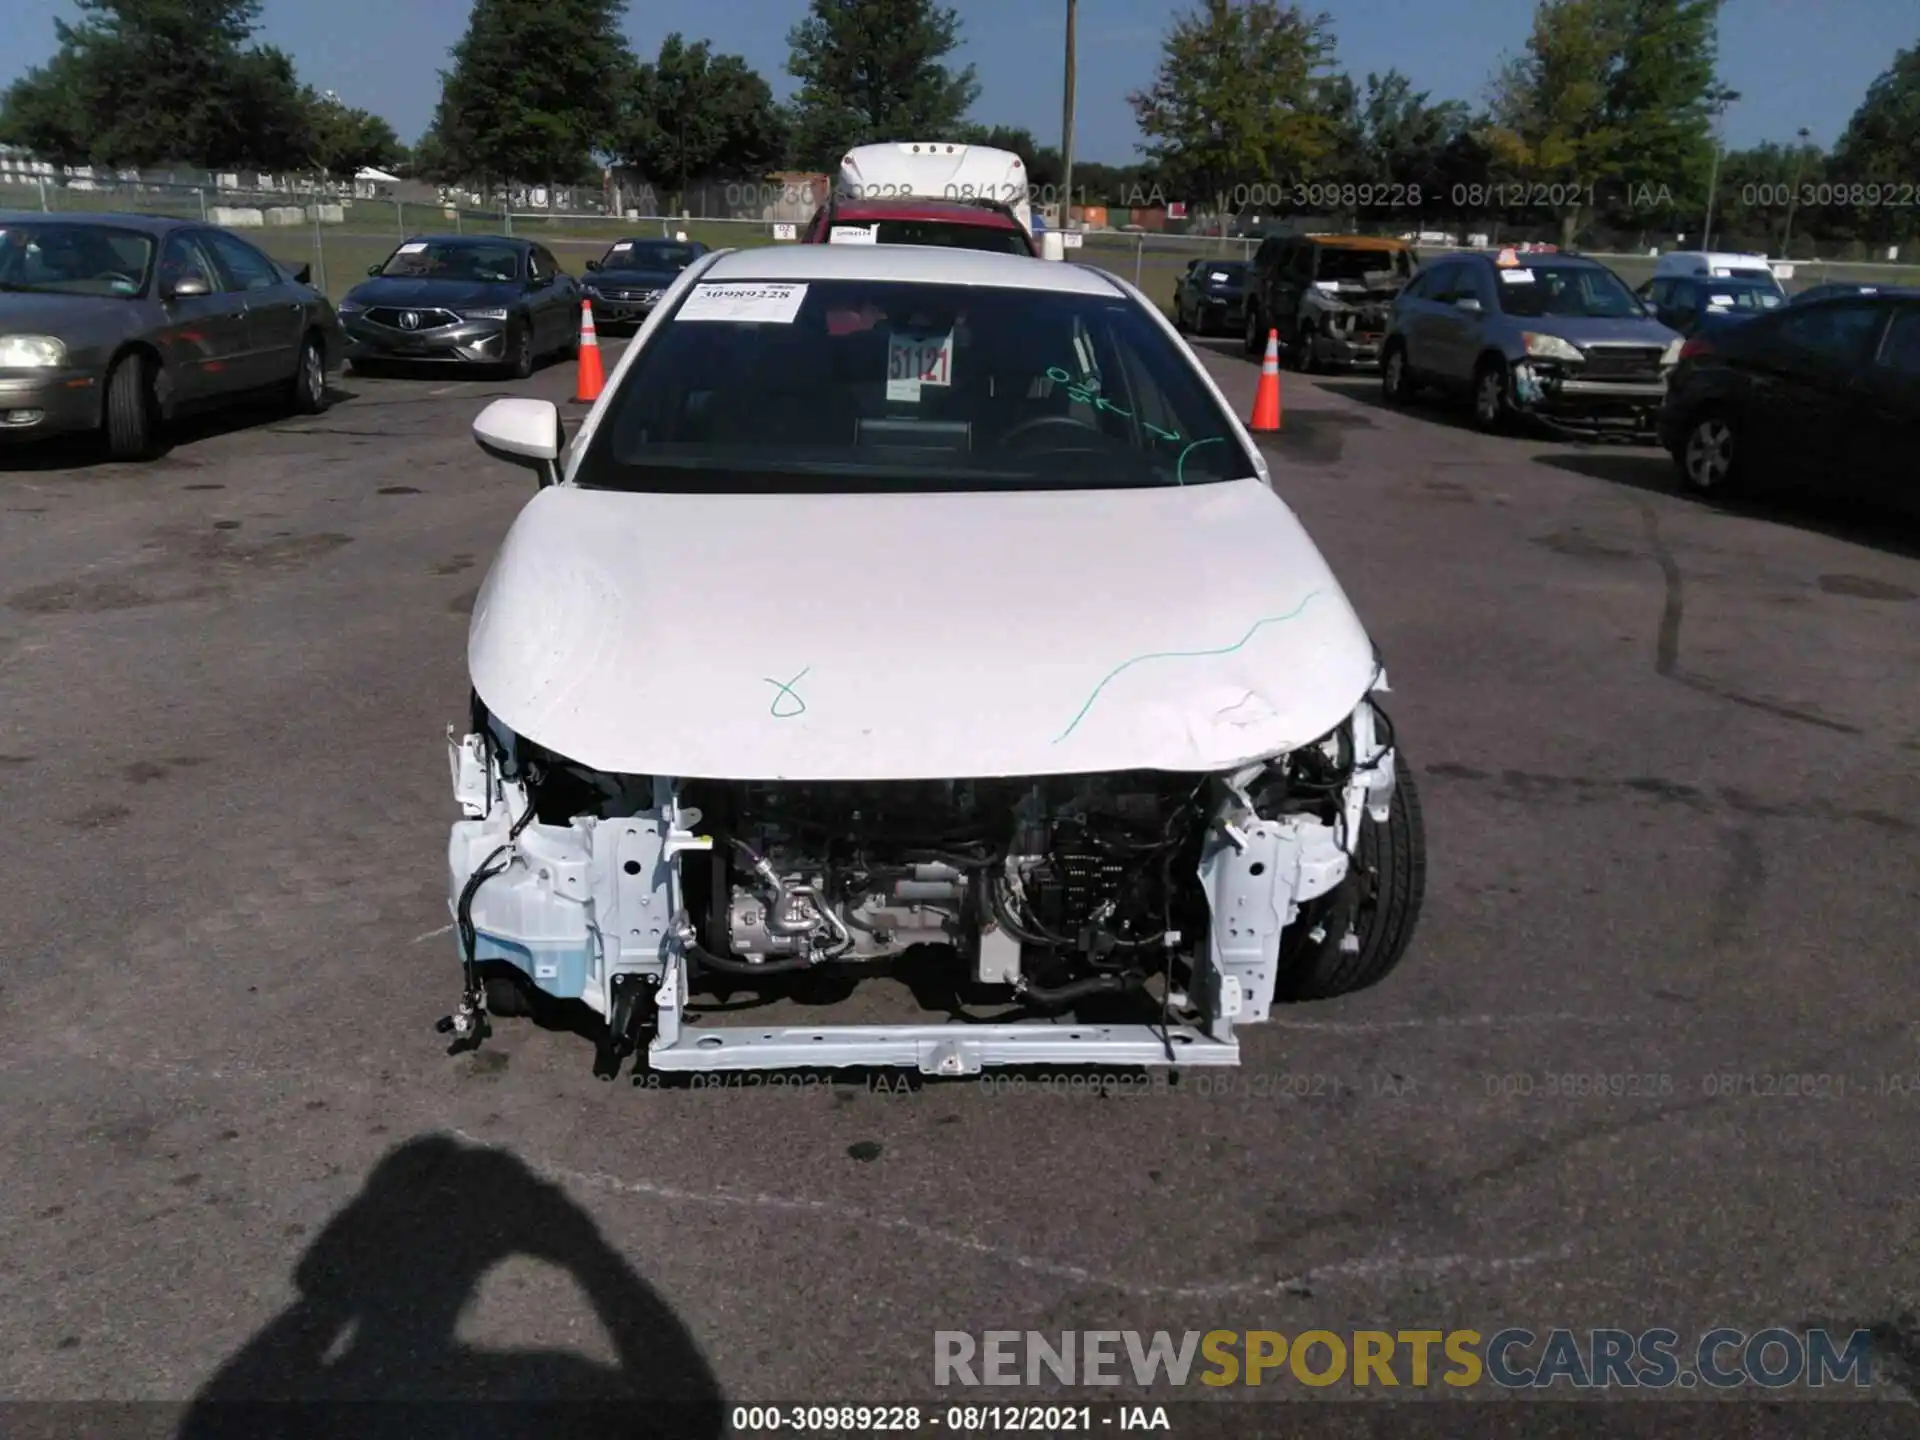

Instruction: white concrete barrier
[266,206,305,226]
[305,203,345,224]
[209,206,264,227]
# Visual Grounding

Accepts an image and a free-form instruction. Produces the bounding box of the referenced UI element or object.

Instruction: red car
[802,196,1037,257]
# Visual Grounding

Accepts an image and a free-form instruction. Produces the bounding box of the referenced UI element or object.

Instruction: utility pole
[1780,126,1812,257]
[1060,0,1077,231]
[1700,87,1739,252]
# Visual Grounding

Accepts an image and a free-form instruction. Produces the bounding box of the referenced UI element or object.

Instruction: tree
[1315,69,1472,221]
[617,35,787,189]
[1484,0,1724,246]
[427,0,635,185]
[784,0,980,169]
[304,90,407,177]
[1128,1,1342,216]
[0,0,313,170]
[1828,44,1920,245]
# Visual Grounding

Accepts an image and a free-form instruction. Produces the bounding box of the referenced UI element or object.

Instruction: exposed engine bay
[441,683,1412,1077]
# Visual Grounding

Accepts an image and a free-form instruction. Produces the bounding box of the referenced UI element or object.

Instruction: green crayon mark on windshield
[1051,592,1325,744]
[764,666,810,718]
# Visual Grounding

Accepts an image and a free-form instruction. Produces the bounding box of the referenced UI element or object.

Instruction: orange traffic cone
[1249,329,1283,432]
[571,298,604,404]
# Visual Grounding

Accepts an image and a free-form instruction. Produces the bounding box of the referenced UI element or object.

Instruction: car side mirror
[473,397,562,488]
[166,273,212,299]
[292,262,312,285]
[367,264,382,276]
[1455,296,1482,314]
[585,259,601,271]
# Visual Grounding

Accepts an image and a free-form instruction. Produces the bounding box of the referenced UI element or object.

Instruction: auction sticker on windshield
[676,282,809,324]
[1499,268,1536,284]
[396,242,427,254]
[830,225,879,245]
[886,328,954,401]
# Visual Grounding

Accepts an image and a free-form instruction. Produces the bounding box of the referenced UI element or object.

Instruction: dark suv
[1241,233,1416,370]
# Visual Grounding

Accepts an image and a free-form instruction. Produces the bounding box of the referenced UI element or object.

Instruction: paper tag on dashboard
[1499,268,1535,283]
[886,329,954,401]
[676,282,808,324]
[396,242,427,254]
[830,225,879,245]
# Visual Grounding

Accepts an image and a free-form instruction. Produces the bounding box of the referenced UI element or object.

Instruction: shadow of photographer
[175,1133,725,1439]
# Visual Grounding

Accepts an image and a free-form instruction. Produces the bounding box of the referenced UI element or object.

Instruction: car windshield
[1700,282,1784,312]
[1316,247,1410,284]
[576,277,1257,495]
[0,222,154,297]
[377,240,520,282]
[841,220,1033,255]
[604,240,699,270]
[1496,264,1643,318]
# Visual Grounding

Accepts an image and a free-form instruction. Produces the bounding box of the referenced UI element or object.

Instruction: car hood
[0,291,149,346]
[343,277,519,309]
[588,267,680,289]
[468,478,1379,781]
[1534,315,1680,346]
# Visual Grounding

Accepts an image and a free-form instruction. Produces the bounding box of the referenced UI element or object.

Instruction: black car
[1172,257,1247,336]
[1638,274,1785,335]
[0,211,342,460]
[1658,288,1920,508]
[582,237,708,327]
[338,236,580,378]
[1790,280,1886,306]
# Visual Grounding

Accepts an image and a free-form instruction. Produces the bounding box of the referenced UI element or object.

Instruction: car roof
[610,236,703,247]
[701,242,1124,296]
[1296,234,1411,250]
[402,233,525,247]
[1429,251,1607,270]
[0,210,197,234]
[824,197,1025,229]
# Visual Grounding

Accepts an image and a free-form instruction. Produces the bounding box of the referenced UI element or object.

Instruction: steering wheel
[999,413,1105,449]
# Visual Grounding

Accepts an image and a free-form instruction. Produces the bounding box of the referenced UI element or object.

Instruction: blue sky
[2,0,1907,161]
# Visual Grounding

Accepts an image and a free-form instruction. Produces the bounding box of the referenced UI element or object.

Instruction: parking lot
[1,325,1916,1421]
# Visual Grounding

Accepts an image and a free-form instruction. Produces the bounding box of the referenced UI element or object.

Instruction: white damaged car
[444,242,1426,1077]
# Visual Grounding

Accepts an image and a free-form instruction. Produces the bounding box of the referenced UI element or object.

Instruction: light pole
[1060,0,1077,230]
[1700,87,1739,251]
[1780,126,1812,257]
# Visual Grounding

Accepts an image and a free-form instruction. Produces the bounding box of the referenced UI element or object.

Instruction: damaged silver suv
[443,242,1427,1077]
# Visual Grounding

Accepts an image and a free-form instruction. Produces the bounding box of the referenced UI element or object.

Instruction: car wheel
[1275,752,1428,1001]
[1288,323,1316,373]
[1244,307,1263,358]
[289,333,329,415]
[1472,358,1511,432]
[1172,300,1188,333]
[1677,409,1742,497]
[1381,343,1417,404]
[103,352,158,462]
[505,319,535,380]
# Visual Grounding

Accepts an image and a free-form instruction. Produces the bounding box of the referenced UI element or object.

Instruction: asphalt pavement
[0,333,1916,1429]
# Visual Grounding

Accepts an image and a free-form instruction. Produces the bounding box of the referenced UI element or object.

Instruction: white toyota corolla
[444,241,1426,1077]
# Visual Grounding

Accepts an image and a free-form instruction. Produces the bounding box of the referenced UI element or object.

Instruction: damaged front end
[1303,276,1404,368]
[440,684,1419,1077]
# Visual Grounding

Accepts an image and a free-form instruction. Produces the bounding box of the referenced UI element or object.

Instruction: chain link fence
[4,155,1915,303]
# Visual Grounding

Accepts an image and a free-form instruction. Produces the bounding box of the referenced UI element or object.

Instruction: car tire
[1172,301,1188,333]
[1471,357,1512,433]
[505,319,535,380]
[1243,307,1263,358]
[1275,752,1428,1002]
[103,352,158,462]
[1288,323,1316,373]
[289,333,329,415]
[1675,407,1743,498]
[1381,342,1418,404]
